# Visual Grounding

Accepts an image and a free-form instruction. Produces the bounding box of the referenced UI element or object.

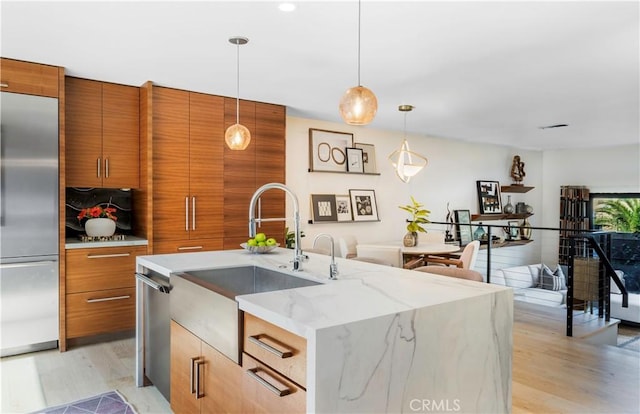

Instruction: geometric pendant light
[225,36,251,150]
[388,105,428,183]
[338,0,378,125]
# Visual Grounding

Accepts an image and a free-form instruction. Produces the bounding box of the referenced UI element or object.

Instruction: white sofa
[609,274,640,324]
[491,264,568,307]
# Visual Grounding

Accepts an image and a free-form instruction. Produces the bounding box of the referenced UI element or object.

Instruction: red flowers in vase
[77,205,117,221]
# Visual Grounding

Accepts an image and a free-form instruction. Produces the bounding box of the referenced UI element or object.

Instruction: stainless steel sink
[170,266,320,363]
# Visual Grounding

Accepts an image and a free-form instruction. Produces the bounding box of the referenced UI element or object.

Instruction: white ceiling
[2,1,638,150]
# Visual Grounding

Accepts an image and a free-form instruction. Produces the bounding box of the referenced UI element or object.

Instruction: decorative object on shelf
[284,226,305,249]
[399,196,431,247]
[473,222,486,241]
[349,189,379,222]
[225,36,251,150]
[308,128,354,172]
[354,142,377,173]
[520,217,532,240]
[515,201,527,214]
[335,194,353,222]
[338,0,377,125]
[454,209,473,246]
[310,194,338,222]
[510,155,526,185]
[346,147,364,173]
[525,204,534,214]
[476,180,503,214]
[388,105,427,183]
[444,202,455,243]
[84,217,116,237]
[503,195,514,214]
[507,220,520,240]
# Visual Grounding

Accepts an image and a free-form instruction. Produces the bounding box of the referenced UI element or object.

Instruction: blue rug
[32,390,137,414]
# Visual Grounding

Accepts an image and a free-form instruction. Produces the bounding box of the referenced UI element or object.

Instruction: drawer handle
[177,246,203,251]
[86,295,130,303]
[248,335,293,358]
[246,368,291,397]
[0,83,8,88]
[87,253,131,259]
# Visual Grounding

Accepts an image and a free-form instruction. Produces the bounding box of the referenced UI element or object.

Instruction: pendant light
[225,36,251,150]
[388,105,428,183]
[338,0,378,125]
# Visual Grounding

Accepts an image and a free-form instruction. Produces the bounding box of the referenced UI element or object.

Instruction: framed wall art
[346,147,364,173]
[454,209,473,246]
[310,194,338,222]
[308,128,354,172]
[335,194,353,222]
[476,180,503,214]
[349,189,379,222]
[354,142,377,174]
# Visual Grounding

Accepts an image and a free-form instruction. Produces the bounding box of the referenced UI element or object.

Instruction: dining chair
[413,265,484,282]
[426,240,480,270]
[420,231,445,243]
[338,235,358,259]
[355,245,403,268]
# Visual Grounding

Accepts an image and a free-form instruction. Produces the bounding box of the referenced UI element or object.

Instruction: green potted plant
[399,196,430,247]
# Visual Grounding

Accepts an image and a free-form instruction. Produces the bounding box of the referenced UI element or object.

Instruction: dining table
[358,240,461,269]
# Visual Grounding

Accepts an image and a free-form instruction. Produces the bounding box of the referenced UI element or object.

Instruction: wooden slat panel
[189,92,224,240]
[132,82,152,242]
[0,58,59,97]
[65,77,102,188]
[102,82,140,188]
[152,87,190,242]
[66,287,135,338]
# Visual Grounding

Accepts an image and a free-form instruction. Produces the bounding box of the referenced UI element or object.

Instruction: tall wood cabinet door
[189,92,224,242]
[66,77,103,188]
[170,321,202,414]
[153,87,190,242]
[102,83,140,188]
[223,98,256,249]
[201,340,243,414]
[255,103,286,243]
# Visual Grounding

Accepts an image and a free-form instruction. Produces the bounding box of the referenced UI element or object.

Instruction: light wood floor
[1,307,638,414]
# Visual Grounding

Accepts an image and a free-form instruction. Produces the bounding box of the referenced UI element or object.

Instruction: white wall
[285,115,543,270]
[539,144,640,264]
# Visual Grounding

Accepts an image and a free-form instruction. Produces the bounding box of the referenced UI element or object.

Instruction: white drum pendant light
[388,105,428,183]
[225,36,251,150]
[338,0,377,125]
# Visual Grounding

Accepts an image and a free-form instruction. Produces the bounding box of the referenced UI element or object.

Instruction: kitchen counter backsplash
[65,187,133,237]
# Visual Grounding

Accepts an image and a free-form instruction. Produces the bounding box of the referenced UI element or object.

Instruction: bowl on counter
[240,242,279,254]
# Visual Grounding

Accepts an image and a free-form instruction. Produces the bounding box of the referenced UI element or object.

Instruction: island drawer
[243,313,307,388]
[66,287,135,338]
[66,246,147,293]
[241,353,306,414]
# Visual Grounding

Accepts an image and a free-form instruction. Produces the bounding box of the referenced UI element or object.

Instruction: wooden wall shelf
[501,185,534,193]
[480,239,533,249]
[472,213,533,221]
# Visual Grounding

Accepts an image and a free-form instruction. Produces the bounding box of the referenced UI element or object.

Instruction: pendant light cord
[236,41,240,125]
[357,0,361,86]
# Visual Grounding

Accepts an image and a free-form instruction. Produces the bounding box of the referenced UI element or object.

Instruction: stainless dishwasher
[135,269,171,401]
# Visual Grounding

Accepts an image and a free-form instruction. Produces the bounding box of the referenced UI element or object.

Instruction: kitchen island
[137,248,512,414]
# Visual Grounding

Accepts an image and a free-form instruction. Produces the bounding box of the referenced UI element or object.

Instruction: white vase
[85,218,116,237]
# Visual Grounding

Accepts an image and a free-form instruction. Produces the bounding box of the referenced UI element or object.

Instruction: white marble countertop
[66,236,148,249]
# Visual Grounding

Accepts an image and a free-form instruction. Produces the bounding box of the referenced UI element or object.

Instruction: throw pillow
[539,264,563,291]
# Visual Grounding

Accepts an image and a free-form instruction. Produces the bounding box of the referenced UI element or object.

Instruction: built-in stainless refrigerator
[1,91,59,357]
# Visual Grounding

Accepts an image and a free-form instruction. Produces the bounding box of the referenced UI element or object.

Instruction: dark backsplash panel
[65,188,133,237]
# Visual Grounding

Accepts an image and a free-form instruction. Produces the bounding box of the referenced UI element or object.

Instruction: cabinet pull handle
[105,158,109,178]
[97,158,101,178]
[192,197,196,230]
[190,357,198,394]
[177,246,203,251]
[185,197,189,232]
[195,358,205,399]
[86,295,130,303]
[248,335,293,358]
[0,83,8,88]
[246,368,291,397]
[87,253,131,259]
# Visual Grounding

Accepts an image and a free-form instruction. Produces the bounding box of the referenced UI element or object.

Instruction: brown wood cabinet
[64,245,146,340]
[65,77,140,188]
[151,87,224,253]
[170,320,242,414]
[0,58,59,97]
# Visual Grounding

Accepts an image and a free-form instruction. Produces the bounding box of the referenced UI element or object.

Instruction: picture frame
[346,147,364,173]
[507,220,520,239]
[349,189,379,222]
[476,180,503,214]
[335,194,353,222]
[454,209,473,246]
[309,128,354,172]
[354,142,377,174]
[310,194,338,222]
